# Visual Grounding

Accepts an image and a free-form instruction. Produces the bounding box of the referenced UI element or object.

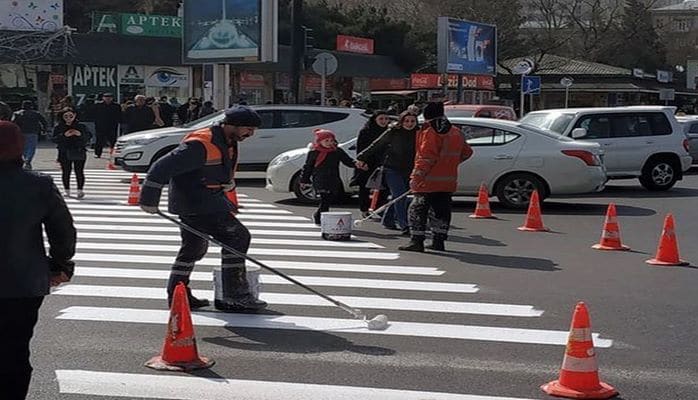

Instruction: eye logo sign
[145,67,189,88]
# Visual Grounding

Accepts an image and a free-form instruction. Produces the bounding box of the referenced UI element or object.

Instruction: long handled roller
[156,211,389,331]
[354,190,412,228]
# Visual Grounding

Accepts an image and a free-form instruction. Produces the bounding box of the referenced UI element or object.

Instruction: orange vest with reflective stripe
[412,123,472,193]
[182,127,236,189]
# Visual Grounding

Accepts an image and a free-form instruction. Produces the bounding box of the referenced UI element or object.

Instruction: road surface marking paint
[65,201,277,209]
[67,209,309,221]
[73,267,474,292]
[65,194,260,202]
[70,254,443,275]
[55,370,537,400]
[66,204,290,214]
[68,216,318,228]
[55,285,535,317]
[74,224,334,237]
[55,307,612,347]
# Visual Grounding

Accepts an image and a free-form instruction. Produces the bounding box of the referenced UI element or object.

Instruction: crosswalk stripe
[71,254,443,275]
[73,267,475,293]
[56,306,613,347]
[67,194,262,202]
[76,232,383,249]
[69,216,318,228]
[54,285,538,317]
[65,200,278,208]
[55,370,537,400]
[74,224,337,238]
[66,204,291,214]
[68,209,310,221]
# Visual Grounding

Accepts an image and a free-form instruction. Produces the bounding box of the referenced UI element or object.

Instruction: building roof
[653,0,698,11]
[499,54,631,76]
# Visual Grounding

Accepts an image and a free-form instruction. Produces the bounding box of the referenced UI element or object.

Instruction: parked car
[521,106,692,191]
[444,104,517,120]
[113,105,369,172]
[677,116,698,164]
[266,117,607,209]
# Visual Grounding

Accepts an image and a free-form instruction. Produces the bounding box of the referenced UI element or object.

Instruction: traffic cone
[369,189,381,212]
[646,214,689,266]
[106,148,117,170]
[518,190,549,232]
[541,302,618,399]
[470,183,494,219]
[592,203,630,251]
[127,174,140,206]
[145,283,214,372]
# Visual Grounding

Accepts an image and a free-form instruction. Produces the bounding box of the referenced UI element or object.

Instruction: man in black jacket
[11,100,47,170]
[93,93,122,158]
[123,95,155,133]
[0,121,76,399]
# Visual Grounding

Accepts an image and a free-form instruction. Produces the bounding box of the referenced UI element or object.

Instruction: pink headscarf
[312,129,337,167]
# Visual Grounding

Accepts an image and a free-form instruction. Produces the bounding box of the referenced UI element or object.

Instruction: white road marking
[68,216,318,228]
[66,203,291,214]
[73,267,475,293]
[55,306,613,347]
[55,370,537,400]
[65,200,278,208]
[74,224,338,238]
[68,209,309,221]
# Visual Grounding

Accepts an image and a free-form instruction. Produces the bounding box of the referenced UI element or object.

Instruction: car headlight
[270,154,292,167]
[129,137,163,146]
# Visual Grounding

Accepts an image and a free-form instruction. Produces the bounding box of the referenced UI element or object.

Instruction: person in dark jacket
[199,101,217,118]
[52,108,92,199]
[300,129,365,225]
[93,93,122,158]
[139,106,267,313]
[123,95,156,133]
[0,101,11,121]
[177,97,201,124]
[157,96,176,127]
[353,110,391,217]
[357,111,418,232]
[0,121,76,399]
[11,100,48,170]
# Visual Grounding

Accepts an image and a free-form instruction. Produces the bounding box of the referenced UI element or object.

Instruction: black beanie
[223,105,262,127]
[423,102,444,120]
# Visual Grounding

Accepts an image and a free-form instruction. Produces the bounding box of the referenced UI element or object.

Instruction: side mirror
[571,128,587,139]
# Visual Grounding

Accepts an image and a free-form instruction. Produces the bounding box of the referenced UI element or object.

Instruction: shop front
[117,65,192,102]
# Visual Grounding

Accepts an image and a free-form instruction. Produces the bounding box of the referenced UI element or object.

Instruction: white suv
[114,105,369,172]
[521,106,692,191]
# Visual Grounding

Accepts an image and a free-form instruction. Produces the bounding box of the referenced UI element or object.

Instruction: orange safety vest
[182,127,237,190]
[411,123,473,193]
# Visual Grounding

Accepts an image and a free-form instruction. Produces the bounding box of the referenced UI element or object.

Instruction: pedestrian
[356,110,418,233]
[92,93,122,159]
[123,95,156,133]
[139,106,267,312]
[351,110,391,218]
[300,129,365,225]
[0,121,76,400]
[199,100,217,118]
[0,101,12,121]
[52,108,92,199]
[147,97,165,128]
[177,97,201,124]
[399,102,473,253]
[157,96,176,127]
[11,100,48,170]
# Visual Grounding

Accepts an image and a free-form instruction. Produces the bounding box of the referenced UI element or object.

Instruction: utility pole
[290,0,303,104]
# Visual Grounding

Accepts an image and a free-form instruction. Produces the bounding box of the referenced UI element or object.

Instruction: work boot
[426,239,445,251]
[167,285,209,309]
[399,238,424,253]
[214,267,267,313]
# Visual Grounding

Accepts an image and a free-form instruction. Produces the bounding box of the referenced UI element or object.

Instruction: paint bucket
[213,265,262,301]
[320,211,352,241]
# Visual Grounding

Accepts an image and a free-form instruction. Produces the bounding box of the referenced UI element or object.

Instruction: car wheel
[495,173,546,209]
[640,158,678,191]
[292,174,319,204]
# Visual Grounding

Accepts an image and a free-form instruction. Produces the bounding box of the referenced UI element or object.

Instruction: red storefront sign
[369,78,409,90]
[411,73,441,89]
[304,75,327,91]
[239,72,266,88]
[410,73,495,90]
[336,35,375,55]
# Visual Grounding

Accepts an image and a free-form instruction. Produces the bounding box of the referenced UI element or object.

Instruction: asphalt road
[24,150,698,399]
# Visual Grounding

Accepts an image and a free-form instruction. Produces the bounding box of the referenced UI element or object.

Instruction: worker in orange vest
[399,102,473,253]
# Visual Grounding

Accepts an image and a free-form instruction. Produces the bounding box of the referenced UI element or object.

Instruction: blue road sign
[522,76,541,95]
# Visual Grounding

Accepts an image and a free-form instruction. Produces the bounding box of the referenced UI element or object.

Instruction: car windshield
[182,110,225,130]
[520,112,575,134]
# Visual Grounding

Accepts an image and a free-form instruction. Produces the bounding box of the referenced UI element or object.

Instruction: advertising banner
[369,78,409,91]
[144,66,190,88]
[336,35,374,55]
[0,0,63,32]
[240,71,266,88]
[118,65,145,86]
[93,13,182,37]
[437,17,497,76]
[410,73,495,90]
[71,65,118,105]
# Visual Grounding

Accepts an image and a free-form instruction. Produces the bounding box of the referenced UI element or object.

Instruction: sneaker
[76,190,85,199]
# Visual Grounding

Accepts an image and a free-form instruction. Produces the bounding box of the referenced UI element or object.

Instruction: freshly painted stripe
[55,285,537,317]
[74,267,474,292]
[65,200,278,208]
[69,216,318,228]
[74,224,334,237]
[65,194,259,203]
[67,204,290,214]
[62,242,399,260]
[75,232,383,249]
[71,254,442,275]
[68,209,309,221]
[56,370,536,400]
[56,306,613,347]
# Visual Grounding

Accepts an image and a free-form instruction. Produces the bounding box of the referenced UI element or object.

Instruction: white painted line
[55,306,613,347]
[56,370,536,400]
[75,232,384,249]
[74,267,475,293]
[65,194,259,202]
[69,216,318,228]
[74,224,337,238]
[71,253,442,275]
[68,209,309,221]
[62,242,399,260]
[67,203,290,214]
[55,285,536,317]
[65,200,278,209]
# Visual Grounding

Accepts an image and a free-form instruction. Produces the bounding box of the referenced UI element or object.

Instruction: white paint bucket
[320,211,352,241]
[213,265,262,301]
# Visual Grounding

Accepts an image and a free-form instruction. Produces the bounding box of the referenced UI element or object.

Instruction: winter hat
[313,128,336,144]
[0,121,24,162]
[223,105,262,127]
[423,102,445,120]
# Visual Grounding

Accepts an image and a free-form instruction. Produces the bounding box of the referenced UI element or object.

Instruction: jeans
[22,134,38,165]
[382,168,410,229]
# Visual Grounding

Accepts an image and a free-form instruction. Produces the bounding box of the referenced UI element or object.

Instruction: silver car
[677,116,698,164]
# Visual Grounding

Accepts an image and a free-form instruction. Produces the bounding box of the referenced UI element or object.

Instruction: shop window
[458,125,520,146]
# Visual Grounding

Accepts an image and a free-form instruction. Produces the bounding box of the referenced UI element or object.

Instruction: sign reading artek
[93,12,182,38]
[71,65,117,106]
[336,35,374,55]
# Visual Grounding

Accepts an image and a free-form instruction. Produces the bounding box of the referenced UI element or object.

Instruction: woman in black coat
[0,121,76,399]
[353,110,391,217]
[52,107,92,199]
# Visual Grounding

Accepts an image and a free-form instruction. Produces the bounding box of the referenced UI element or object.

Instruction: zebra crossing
[44,170,613,399]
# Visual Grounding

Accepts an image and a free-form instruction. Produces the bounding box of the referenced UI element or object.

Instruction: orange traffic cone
[646,214,689,266]
[470,183,494,219]
[106,148,117,170]
[592,203,629,251]
[127,173,140,206]
[145,283,214,372]
[541,302,618,399]
[369,189,381,212]
[518,190,549,232]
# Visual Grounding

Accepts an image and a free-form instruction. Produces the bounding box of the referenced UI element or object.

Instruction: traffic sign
[512,58,535,75]
[312,52,338,76]
[522,76,541,95]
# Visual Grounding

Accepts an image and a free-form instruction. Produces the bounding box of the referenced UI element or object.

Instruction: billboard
[71,65,117,106]
[93,13,182,38]
[0,0,63,31]
[437,17,497,76]
[336,35,374,55]
[145,66,190,88]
